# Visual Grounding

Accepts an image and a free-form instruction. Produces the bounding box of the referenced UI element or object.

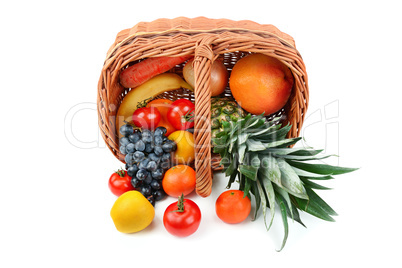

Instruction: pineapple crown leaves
[212,114,358,251]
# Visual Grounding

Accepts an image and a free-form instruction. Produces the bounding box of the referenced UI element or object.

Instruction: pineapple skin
[211,97,246,142]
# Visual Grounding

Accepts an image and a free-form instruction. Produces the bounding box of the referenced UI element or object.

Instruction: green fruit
[211,97,246,144]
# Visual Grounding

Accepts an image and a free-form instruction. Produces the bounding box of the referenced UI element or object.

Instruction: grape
[140,184,152,197]
[153,189,166,201]
[125,153,134,165]
[145,143,154,153]
[135,140,146,151]
[151,168,163,180]
[133,151,145,162]
[162,140,176,152]
[154,126,167,136]
[117,122,179,206]
[154,145,164,156]
[119,124,134,136]
[128,132,141,143]
[120,137,130,146]
[141,129,153,144]
[160,158,171,170]
[146,161,158,172]
[119,145,127,155]
[161,153,171,162]
[139,158,150,170]
[127,164,138,177]
[131,177,142,188]
[148,153,160,163]
[136,169,149,180]
[150,179,161,190]
[143,173,152,185]
[126,143,135,153]
[154,135,163,146]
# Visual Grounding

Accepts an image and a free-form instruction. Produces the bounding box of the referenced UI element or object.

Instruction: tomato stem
[171,193,185,213]
[116,168,126,177]
[183,109,195,123]
[136,97,153,109]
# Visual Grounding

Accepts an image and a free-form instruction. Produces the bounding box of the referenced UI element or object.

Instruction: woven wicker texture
[97,17,309,197]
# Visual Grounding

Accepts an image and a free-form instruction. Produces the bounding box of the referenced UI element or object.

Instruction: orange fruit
[215,190,251,224]
[168,130,195,165]
[146,98,176,136]
[162,165,196,197]
[229,53,294,115]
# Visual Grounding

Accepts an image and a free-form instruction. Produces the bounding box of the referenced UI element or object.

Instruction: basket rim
[106,17,296,62]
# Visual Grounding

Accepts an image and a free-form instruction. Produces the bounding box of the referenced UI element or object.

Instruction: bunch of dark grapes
[119,123,177,206]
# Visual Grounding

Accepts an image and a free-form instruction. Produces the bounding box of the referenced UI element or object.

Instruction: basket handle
[193,36,218,197]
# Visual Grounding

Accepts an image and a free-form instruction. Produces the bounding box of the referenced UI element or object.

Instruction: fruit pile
[106,53,357,250]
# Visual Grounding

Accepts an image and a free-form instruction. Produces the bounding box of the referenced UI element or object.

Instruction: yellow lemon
[110,190,155,233]
[168,130,195,165]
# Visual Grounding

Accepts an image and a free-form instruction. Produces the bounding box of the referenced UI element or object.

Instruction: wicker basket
[97,17,309,197]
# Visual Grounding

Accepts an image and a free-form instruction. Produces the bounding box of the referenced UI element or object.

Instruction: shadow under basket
[97,17,309,197]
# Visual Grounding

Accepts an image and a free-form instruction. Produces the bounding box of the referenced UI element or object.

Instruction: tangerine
[215,190,251,224]
[162,165,196,197]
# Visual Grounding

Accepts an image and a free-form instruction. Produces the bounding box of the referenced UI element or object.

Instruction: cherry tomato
[167,99,195,130]
[108,169,135,196]
[215,190,251,224]
[146,98,176,136]
[163,194,201,237]
[132,107,161,130]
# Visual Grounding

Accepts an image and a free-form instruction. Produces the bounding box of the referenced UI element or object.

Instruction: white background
[1,0,401,267]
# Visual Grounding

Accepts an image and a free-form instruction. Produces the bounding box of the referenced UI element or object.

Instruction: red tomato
[163,195,201,237]
[132,107,161,130]
[167,99,195,130]
[215,190,251,224]
[108,169,135,196]
[146,98,176,136]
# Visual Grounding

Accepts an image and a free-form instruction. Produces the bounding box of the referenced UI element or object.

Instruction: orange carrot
[119,55,192,88]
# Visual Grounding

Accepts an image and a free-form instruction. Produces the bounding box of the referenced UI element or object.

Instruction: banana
[116,73,193,137]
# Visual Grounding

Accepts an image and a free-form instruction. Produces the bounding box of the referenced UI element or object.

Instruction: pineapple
[211,97,246,143]
[212,114,357,251]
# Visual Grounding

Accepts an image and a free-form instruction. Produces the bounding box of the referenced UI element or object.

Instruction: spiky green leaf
[265,147,313,155]
[258,174,275,230]
[259,154,282,187]
[256,180,267,227]
[264,137,302,149]
[273,184,293,221]
[290,166,333,178]
[239,164,258,181]
[301,177,332,190]
[287,160,359,175]
[251,181,261,221]
[305,188,337,216]
[288,149,324,156]
[246,139,267,151]
[273,153,332,161]
[276,158,309,199]
[276,194,289,252]
[294,192,336,222]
